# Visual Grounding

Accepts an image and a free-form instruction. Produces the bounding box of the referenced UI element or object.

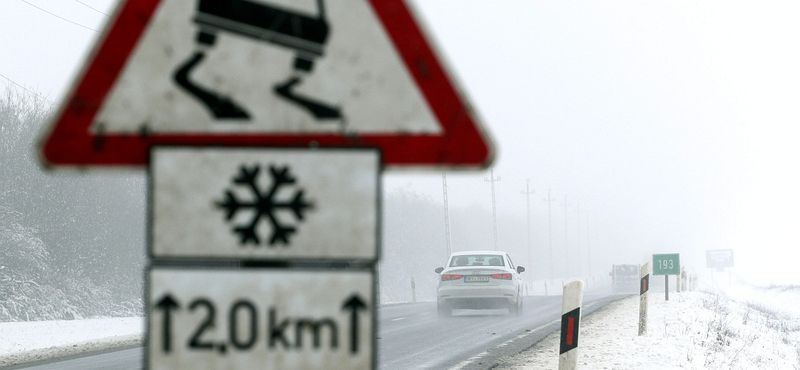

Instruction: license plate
[464,276,489,282]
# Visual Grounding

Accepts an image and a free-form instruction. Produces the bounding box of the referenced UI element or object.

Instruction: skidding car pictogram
[174,0,341,121]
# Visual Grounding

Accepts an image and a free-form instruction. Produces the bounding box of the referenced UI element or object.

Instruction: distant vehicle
[610,264,639,294]
[434,251,525,317]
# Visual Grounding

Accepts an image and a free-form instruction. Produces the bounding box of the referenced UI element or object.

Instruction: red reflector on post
[566,317,575,345]
[640,274,650,295]
[559,307,580,354]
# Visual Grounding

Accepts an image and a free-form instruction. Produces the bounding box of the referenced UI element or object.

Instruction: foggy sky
[2,0,799,284]
[387,0,800,285]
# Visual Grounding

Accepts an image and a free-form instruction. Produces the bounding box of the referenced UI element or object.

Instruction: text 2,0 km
[153,294,368,354]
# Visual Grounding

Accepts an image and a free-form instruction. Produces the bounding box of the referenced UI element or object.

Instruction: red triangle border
[39,0,494,169]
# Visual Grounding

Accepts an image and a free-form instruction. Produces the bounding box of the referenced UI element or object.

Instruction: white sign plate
[706,249,734,268]
[147,267,374,369]
[150,147,379,260]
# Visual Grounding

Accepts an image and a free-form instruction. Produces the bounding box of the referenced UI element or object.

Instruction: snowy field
[0,317,143,367]
[1,279,799,369]
[497,280,800,369]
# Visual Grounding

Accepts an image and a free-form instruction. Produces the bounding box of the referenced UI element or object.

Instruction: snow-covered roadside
[2,282,799,369]
[496,284,800,369]
[0,317,144,367]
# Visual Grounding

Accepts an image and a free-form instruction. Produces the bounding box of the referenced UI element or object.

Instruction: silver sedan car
[434,251,525,317]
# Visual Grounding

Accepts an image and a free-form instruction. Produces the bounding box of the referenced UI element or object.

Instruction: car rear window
[449,255,505,267]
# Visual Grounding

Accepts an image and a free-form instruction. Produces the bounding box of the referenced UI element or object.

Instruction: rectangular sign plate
[147,267,374,369]
[652,253,680,275]
[149,147,379,261]
[706,249,734,268]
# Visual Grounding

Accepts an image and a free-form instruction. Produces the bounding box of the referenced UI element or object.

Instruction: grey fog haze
[1,0,799,285]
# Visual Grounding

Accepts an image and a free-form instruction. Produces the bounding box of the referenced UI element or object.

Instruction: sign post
[638,262,649,336]
[38,1,496,369]
[707,249,734,286]
[558,280,584,370]
[652,254,680,301]
[706,249,733,269]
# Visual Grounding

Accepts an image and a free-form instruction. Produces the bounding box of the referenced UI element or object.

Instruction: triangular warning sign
[38,0,494,169]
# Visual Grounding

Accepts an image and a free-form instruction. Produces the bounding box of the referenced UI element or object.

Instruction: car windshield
[449,255,505,267]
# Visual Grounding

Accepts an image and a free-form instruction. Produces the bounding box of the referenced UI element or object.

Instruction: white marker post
[558,280,584,370]
[680,266,689,292]
[638,262,649,336]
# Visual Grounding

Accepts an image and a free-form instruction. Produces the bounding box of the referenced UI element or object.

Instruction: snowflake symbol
[215,164,314,246]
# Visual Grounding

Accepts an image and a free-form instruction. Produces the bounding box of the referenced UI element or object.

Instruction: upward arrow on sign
[342,294,368,354]
[38,0,494,169]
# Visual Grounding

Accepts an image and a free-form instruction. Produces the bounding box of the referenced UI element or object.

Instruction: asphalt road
[378,291,620,370]
[12,347,143,370]
[14,291,623,370]
[378,297,564,370]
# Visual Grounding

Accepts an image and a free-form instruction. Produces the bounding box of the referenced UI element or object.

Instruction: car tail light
[491,273,512,280]
[441,274,463,281]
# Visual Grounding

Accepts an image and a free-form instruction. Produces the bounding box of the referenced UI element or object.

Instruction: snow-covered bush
[1,87,144,321]
[687,289,800,369]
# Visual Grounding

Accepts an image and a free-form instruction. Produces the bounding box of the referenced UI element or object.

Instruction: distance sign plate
[652,253,680,276]
[147,267,374,369]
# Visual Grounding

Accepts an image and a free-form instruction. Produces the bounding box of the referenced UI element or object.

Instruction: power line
[74,0,109,17]
[442,171,452,256]
[542,188,555,281]
[562,195,572,277]
[20,0,99,32]
[0,73,55,105]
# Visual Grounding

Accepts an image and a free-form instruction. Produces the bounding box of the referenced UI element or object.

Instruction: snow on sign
[148,267,374,370]
[38,0,494,169]
[150,147,379,260]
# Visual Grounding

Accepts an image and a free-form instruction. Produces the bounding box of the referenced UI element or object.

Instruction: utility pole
[575,202,581,277]
[521,179,535,280]
[586,211,592,278]
[484,168,501,251]
[564,195,568,277]
[543,188,555,281]
[442,171,452,256]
